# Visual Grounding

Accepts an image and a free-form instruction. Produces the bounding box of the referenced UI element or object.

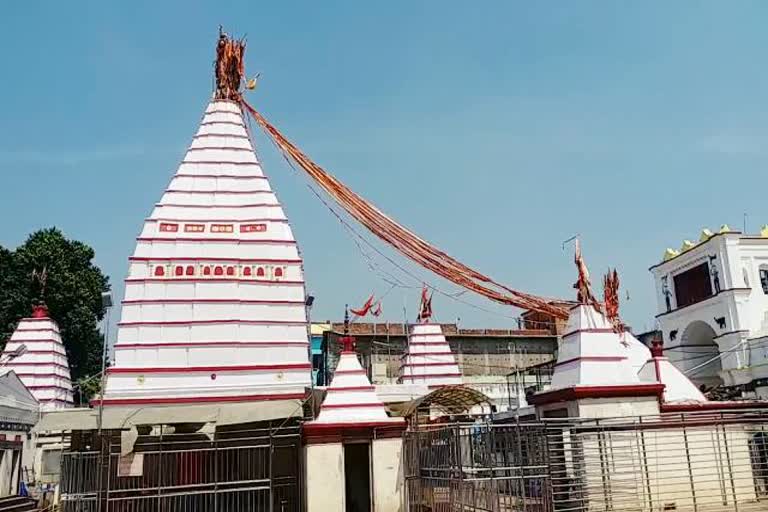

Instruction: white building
[651,225,768,395]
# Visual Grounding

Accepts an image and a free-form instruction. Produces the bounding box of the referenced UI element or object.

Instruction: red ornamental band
[152,263,288,279]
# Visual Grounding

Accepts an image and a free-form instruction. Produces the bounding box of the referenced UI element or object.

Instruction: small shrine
[0,304,73,410]
[399,287,462,388]
[304,315,405,512]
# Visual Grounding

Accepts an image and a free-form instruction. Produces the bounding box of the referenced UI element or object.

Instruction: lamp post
[305,295,316,418]
[97,291,113,434]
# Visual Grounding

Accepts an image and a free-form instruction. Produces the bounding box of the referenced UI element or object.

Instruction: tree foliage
[0,228,110,384]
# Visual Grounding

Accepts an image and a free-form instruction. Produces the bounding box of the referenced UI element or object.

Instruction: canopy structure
[33,399,304,432]
[0,304,73,410]
[400,385,492,418]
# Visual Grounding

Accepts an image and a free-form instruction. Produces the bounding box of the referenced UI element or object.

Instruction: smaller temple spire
[573,240,601,312]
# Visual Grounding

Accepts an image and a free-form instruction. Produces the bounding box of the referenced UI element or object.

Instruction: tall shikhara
[1,305,74,409]
[102,36,311,406]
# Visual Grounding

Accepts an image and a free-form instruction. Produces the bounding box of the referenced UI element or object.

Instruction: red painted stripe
[155,202,280,209]
[137,236,295,244]
[6,338,64,344]
[199,121,245,128]
[193,133,249,140]
[321,403,385,410]
[4,362,69,369]
[107,363,311,374]
[401,361,458,367]
[9,350,66,355]
[12,328,60,334]
[14,373,70,378]
[181,161,259,166]
[333,369,367,376]
[25,385,72,391]
[114,341,309,349]
[121,298,305,305]
[117,319,306,327]
[401,373,463,379]
[172,174,267,180]
[187,147,252,152]
[562,328,616,339]
[124,277,304,284]
[164,189,274,195]
[327,386,376,392]
[145,218,287,224]
[129,256,300,263]
[92,392,306,406]
[555,356,627,367]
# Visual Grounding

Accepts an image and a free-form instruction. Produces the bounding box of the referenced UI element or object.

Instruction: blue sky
[2,2,768,337]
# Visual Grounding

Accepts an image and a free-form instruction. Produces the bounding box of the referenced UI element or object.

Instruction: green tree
[0,228,110,386]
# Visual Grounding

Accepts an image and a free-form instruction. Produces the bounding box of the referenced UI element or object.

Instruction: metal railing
[60,423,302,512]
[404,410,768,511]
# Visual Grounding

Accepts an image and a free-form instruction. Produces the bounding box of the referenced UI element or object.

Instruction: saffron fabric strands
[240,99,569,319]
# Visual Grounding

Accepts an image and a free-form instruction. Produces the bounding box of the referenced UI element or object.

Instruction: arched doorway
[674,320,722,388]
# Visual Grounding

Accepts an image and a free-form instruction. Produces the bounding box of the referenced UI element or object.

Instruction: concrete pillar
[305,443,344,512]
[372,438,403,512]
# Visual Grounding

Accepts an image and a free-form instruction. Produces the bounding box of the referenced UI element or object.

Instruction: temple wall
[305,443,345,512]
[372,438,403,512]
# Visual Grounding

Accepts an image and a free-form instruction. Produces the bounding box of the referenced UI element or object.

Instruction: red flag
[350,295,374,317]
[372,301,382,317]
[417,286,433,322]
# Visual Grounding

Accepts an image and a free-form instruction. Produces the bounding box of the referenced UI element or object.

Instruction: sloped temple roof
[101,100,312,406]
[1,305,73,410]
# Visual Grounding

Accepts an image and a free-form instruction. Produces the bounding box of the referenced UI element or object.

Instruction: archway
[675,320,722,388]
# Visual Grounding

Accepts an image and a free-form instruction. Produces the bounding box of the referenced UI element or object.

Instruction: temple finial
[573,239,601,312]
[214,29,245,101]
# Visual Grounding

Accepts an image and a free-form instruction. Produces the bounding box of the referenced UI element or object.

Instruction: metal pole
[97,292,113,434]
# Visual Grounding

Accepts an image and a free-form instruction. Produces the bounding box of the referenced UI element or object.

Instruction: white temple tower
[0,305,73,410]
[399,291,462,388]
[101,98,312,406]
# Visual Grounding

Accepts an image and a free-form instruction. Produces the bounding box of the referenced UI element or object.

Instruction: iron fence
[404,410,768,512]
[59,422,302,512]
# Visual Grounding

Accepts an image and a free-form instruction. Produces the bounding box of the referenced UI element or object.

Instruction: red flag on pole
[417,286,433,322]
[350,295,375,317]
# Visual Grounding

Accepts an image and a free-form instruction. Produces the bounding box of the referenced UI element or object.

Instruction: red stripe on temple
[136,237,296,244]
[121,298,305,305]
[107,363,311,374]
[129,256,300,263]
[117,319,306,327]
[92,392,306,406]
[114,341,309,349]
[124,277,304,284]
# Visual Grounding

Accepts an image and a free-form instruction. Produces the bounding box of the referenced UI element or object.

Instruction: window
[257,267,265,277]
[243,267,252,277]
[275,267,284,278]
[175,266,184,276]
[214,266,223,276]
[203,266,211,276]
[226,266,235,276]
[673,262,713,308]
[185,265,194,276]
[154,266,165,277]
[760,268,768,295]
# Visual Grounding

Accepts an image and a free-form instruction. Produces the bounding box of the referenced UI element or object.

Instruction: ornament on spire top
[573,240,601,312]
[214,28,246,101]
[417,285,433,323]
